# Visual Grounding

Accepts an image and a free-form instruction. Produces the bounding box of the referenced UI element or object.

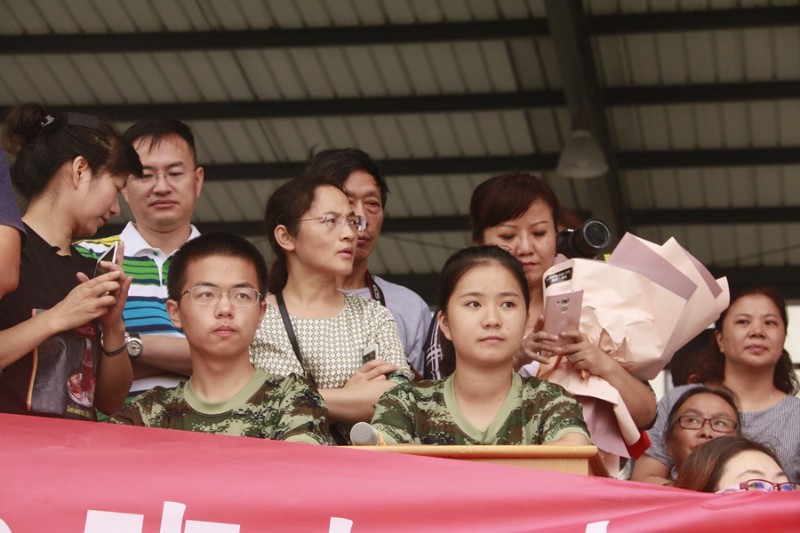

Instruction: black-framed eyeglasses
[716,479,800,494]
[676,415,738,433]
[299,214,367,232]
[130,167,197,185]
[180,286,262,307]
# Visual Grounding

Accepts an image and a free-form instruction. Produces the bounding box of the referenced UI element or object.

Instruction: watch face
[127,337,144,357]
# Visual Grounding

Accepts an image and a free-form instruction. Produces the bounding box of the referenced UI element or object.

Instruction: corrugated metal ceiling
[1,0,799,301]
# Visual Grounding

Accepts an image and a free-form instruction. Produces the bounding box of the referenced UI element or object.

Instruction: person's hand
[323,360,401,422]
[48,271,125,333]
[557,330,618,378]
[344,359,399,385]
[341,359,400,398]
[79,241,132,330]
[515,315,559,368]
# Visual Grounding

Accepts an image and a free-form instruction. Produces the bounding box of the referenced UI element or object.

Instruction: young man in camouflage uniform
[108,233,333,445]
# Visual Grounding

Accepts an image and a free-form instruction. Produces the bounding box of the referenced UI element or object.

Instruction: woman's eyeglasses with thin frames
[299,214,367,232]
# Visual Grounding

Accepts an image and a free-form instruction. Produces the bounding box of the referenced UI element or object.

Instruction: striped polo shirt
[75,222,200,391]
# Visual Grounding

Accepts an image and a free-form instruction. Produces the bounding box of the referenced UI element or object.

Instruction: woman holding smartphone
[250,173,413,443]
[422,173,655,475]
[371,246,589,445]
[424,173,655,429]
[0,103,143,419]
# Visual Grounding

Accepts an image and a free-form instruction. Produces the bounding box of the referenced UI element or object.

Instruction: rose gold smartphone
[542,289,583,346]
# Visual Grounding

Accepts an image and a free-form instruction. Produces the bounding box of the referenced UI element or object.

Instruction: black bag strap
[365,270,386,307]
[275,292,317,388]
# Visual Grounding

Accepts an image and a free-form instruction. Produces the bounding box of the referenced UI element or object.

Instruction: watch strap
[100,332,128,356]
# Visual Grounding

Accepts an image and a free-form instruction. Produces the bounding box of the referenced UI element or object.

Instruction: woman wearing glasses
[633,286,800,484]
[0,103,142,419]
[674,436,798,493]
[250,173,413,443]
[662,387,741,478]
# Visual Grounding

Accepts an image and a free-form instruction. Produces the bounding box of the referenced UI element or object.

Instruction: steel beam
[190,148,800,182]
[3,7,796,54]
[0,19,547,54]
[2,81,796,123]
[629,207,800,226]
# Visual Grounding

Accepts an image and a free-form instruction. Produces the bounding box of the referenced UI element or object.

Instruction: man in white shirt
[77,118,203,395]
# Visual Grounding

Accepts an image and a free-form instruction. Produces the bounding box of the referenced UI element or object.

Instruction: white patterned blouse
[250,293,413,388]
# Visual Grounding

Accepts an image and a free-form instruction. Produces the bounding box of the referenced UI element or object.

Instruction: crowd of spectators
[1,102,797,495]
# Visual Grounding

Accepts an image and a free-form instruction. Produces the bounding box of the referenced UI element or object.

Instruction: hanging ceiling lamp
[556,108,609,179]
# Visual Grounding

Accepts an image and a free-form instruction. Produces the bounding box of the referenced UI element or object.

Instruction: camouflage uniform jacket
[371,373,589,445]
[108,369,334,444]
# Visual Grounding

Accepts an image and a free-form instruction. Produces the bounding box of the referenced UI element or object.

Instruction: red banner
[1,413,798,532]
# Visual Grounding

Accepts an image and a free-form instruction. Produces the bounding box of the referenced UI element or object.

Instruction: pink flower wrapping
[537,233,729,463]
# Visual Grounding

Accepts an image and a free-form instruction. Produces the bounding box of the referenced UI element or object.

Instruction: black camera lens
[556,218,612,258]
[582,220,612,249]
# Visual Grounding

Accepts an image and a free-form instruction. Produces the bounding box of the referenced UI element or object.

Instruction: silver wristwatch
[101,332,143,361]
[126,332,144,362]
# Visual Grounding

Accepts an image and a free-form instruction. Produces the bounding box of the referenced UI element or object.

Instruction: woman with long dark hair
[0,103,142,419]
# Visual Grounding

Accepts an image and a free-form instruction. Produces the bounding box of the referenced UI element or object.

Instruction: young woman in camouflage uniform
[371,246,589,445]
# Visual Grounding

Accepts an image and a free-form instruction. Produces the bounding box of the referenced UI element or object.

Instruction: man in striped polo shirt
[77,118,203,398]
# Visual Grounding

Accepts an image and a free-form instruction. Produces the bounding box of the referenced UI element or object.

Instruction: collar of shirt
[120,221,201,259]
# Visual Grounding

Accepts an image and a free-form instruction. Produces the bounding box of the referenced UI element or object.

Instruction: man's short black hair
[167,233,268,301]
[304,148,389,207]
[123,117,197,163]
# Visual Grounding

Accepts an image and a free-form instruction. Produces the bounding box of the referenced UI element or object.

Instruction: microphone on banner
[350,422,387,446]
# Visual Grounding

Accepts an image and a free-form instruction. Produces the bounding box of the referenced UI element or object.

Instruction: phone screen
[93,243,118,278]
